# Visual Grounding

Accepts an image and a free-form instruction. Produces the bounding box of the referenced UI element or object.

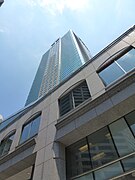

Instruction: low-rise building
[0,25,135,180]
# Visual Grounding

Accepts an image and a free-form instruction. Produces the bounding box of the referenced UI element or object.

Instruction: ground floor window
[66,110,135,180]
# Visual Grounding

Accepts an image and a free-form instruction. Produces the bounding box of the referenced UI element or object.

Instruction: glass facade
[88,127,118,168]
[60,31,84,81]
[59,81,91,116]
[94,162,123,180]
[109,118,135,157]
[25,30,91,105]
[99,48,135,86]
[39,40,60,97]
[25,50,50,106]
[20,115,41,144]
[125,111,135,135]
[0,133,15,157]
[66,138,91,178]
[122,154,135,171]
[66,110,135,180]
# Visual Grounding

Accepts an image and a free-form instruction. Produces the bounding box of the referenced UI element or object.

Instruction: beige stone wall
[0,29,135,180]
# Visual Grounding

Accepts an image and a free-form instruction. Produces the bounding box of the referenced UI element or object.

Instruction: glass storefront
[109,118,135,156]
[94,162,123,180]
[88,127,118,168]
[66,138,91,178]
[66,110,135,180]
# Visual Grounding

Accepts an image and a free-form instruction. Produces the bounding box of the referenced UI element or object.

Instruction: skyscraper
[1,26,135,180]
[25,30,91,105]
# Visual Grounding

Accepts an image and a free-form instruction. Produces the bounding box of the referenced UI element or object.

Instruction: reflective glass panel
[59,81,90,116]
[0,134,14,156]
[117,48,135,72]
[30,116,41,138]
[60,31,83,81]
[125,110,135,136]
[99,62,125,85]
[73,81,91,107]
[0,139,5,156]
[109,118,135,156]
[122,154,135,171]
[20,115,41,144]
[59,93,73,116]
[66,138,91,178]
[20,123,30,144]
[94,162,123,180]
[3,135,14,155]
[88,127,118,168]
[73,86,84,107]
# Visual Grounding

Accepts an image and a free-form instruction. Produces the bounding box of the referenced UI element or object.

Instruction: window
[0,132,15,157]
[94,162,123,180]
[125,110,135,136]
[66,138,91,179]
[88,127,118,168]
[20,114,41,144]
[122,154,135,172]
[109,118,135,157]
[66,111,135,180]
[59,81,91,116]
[66,127,118,179]
[98,47,135,86]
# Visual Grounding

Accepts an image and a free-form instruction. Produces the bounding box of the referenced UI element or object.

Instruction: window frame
[66,110,135,180]
[59,80,91,117]
[19,112,41,144]
[0,130,15,157]
[97,46,135,86]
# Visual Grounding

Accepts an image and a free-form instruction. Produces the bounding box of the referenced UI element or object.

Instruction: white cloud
[25,0,90,15]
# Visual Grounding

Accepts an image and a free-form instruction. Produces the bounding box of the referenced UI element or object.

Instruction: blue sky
[0,0,135,119]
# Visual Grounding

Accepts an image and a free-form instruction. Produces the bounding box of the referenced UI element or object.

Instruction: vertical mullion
[86,136,95,180]
[107,125,121,158]
[81,86,84,102]
[86,136,93,169]
[72,91,75,108]
[115,61,126,74]
[124,115,135,140]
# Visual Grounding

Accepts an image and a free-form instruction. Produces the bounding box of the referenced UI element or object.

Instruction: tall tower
[25,30,91,105]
